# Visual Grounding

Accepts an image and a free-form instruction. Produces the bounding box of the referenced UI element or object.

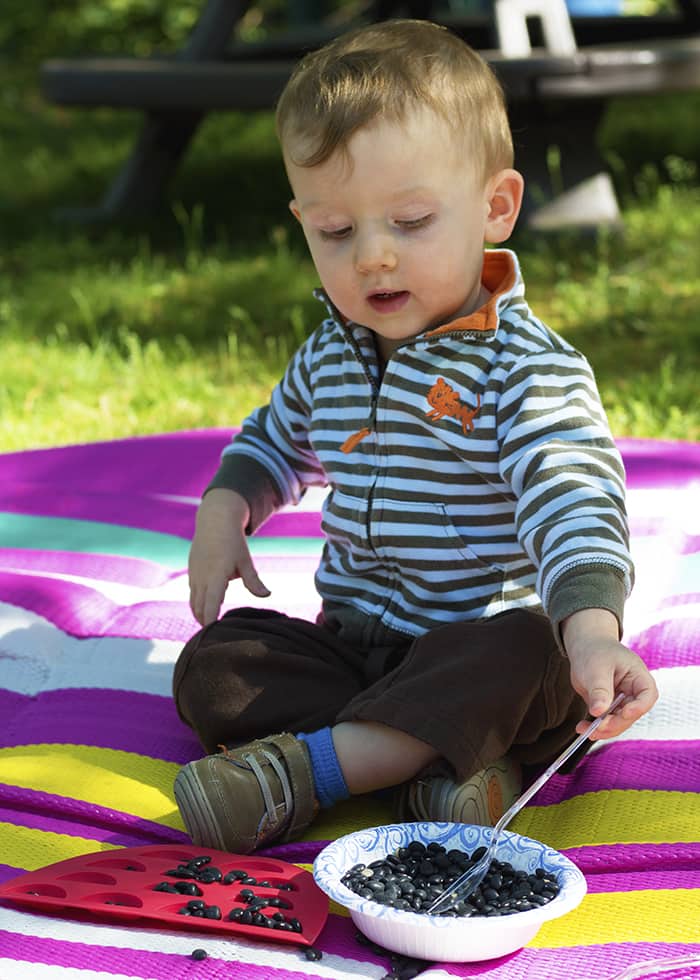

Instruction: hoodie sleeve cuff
[205,455,283,534]
[548,565,627,652]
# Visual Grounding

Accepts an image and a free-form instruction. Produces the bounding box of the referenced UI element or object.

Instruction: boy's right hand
[188,488,270,626]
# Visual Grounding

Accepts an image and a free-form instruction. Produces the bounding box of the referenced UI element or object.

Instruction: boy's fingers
[241,565,271,598]
[202,584,225,626]
[237,548,270,598]
[588,685,613,717]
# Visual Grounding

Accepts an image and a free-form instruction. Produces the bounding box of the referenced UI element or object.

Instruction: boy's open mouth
[367,290,410,313]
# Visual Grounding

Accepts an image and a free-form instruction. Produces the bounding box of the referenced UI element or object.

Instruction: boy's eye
[319,226,352,241]
[395,214,434,230]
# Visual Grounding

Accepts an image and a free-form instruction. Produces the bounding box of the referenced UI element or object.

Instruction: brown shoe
[174,733,319,854]
[395,756,521,827]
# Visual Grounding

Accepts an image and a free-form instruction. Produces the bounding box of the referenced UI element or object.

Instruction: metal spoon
[426,692,627,915]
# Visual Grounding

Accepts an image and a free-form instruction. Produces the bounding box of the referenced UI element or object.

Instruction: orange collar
[425,250,517,339]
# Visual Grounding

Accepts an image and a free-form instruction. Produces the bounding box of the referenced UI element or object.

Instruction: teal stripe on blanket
[0,513,322,567]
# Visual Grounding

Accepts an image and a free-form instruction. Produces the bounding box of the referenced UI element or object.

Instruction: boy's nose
[354,235,398,274]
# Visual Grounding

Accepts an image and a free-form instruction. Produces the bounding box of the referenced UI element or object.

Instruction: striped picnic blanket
[0,430,698,979]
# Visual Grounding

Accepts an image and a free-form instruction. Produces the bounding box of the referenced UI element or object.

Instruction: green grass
[1,65,699,451]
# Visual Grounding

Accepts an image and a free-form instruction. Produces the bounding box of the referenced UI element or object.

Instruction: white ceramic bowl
[313,822,586,962]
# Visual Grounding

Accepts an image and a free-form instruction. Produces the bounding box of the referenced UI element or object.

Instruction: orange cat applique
[426,377,481,435]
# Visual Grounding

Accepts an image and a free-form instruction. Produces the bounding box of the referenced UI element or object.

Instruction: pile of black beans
[152,854,305,935]
[341,840,560,917]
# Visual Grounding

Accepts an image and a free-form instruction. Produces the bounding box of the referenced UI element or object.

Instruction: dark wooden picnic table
[40,0,700,229]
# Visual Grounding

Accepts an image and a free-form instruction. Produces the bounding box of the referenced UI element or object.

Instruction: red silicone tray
[0,844,328,947]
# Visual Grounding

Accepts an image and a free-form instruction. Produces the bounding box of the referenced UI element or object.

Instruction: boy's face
[286,110,520,361]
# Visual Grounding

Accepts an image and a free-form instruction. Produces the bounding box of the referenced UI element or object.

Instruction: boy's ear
[484,169,524,243]
[289,200,302,223]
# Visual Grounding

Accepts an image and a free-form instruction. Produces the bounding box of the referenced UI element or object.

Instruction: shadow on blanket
[0,431,698,979]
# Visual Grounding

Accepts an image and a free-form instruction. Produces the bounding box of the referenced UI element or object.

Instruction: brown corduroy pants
[173,606,586,783]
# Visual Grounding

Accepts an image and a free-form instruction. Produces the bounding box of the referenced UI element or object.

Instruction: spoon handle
[493,691,627,836]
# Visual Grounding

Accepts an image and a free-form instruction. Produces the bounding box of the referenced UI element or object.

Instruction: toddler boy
[172,19,658,854]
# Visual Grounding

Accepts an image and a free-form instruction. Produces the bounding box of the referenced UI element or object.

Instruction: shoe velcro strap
[264,733,318,841]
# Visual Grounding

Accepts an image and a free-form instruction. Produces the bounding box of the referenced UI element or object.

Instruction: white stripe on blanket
[0,907,386,979]
[0,603,182,698]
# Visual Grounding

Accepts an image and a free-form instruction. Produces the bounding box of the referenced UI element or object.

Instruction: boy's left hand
[561,608,659,740]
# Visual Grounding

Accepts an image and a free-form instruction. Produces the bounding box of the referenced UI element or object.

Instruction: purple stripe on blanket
[1,690,201,764]
[0,486,197,540]
[0,784,188,845]
[584,867,700,892]
[0,430,234,499]
[0,865,23,884]
[0,804,176,854]
[618,437,700,489]
[0,548,182,587]
[444,942,700,979]
[629,619,700,668]
[259,839,330,864]
[530,740,700,804]
[566,841,700,874]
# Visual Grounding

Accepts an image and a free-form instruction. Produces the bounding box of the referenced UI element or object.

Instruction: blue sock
[297,727,350,809]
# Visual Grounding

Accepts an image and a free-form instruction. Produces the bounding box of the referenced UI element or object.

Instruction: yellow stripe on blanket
[0,822,121,872]
[531,889,700,947]
[300,795,395,845]
[511,789,700,848]
[0,745,184,831]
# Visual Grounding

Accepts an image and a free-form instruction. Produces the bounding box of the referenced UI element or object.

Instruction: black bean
[267,897,292,909]
[188,856,212,869]
[154,882,179,893]
[174,881,203,896]
[223,869,248,884]
[199,869,222,884]
[305,947,323,961]
[203,905,222,919]
[190,949,207,961]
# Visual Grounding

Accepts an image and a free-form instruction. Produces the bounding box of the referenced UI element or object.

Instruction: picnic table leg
[513,97,623,230]
[56,110,204,222]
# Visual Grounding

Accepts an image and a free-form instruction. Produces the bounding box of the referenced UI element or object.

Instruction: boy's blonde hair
[276,19,513,183]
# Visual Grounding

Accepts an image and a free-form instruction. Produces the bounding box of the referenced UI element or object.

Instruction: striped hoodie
[210,249,633,648]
